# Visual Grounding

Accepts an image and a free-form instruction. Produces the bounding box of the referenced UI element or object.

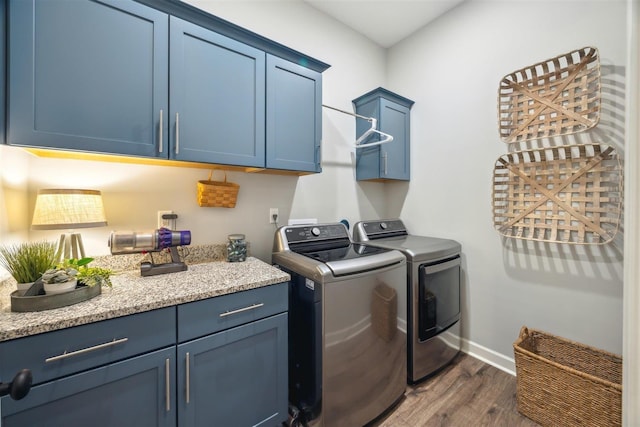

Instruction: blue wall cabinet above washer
[266,55,322,172]
[169,16,265,167]
[7,0,169,157]
[353,88,414,181]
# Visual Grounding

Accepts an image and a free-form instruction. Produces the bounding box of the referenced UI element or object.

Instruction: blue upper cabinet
[5,0,328,173]
[266,55,322,173]
[1,0,5,143]
[354,88,414,181]
[7,0,169,157]
[170,17,265,167]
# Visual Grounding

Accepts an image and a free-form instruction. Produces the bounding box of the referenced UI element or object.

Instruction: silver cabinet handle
[219,303,264,318]
[315,145,321,168]
[45,338,128,363]
[185,352,190,404]
[158,109,164,153]
[382,152,388,175]
[175,112,180,155]
[165,358,171,412]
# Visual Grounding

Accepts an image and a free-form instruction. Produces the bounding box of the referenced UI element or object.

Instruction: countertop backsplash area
[89,243,231,272]
[0,243,231,288]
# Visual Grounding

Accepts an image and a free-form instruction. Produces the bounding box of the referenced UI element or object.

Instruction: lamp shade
[31,189,107,230]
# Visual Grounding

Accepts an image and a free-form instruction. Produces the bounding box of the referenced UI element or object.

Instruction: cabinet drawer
[0,307,176,386]
[1,346,176,427]
[177,282,287,342]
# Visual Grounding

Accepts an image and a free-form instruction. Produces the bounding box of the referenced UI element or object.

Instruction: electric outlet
[269,208,279,224]
[157,210,174,229]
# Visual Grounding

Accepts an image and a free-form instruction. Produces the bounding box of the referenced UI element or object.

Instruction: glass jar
[226,234,247,262]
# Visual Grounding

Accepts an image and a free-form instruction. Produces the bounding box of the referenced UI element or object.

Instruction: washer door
[322,261,407,426]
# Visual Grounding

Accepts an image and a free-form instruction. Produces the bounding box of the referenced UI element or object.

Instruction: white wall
[0,0,628,374]
[387,0,626,367]
[0,0,389,263]
[0,146,30,245]
[623,0,639,422]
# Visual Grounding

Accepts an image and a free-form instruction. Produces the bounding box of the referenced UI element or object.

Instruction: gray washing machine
[353,219,462,383]
[272,222,407,426]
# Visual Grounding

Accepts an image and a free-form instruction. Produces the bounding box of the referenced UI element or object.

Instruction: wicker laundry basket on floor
[513,326,622,426]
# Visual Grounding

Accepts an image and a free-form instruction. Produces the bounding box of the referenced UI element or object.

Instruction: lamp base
[55,233,86,262]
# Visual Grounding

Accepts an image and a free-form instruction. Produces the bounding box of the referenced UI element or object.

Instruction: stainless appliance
[272,223,407,426]
[353,219,462,383]
[108,228,191,276]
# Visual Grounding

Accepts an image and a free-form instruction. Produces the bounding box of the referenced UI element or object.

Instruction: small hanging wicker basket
[197,170,239,208]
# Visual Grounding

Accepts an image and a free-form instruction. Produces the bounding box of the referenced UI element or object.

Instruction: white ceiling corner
[301,0,467,48]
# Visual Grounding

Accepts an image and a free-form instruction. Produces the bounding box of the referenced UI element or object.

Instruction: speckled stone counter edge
[0,244,289,342]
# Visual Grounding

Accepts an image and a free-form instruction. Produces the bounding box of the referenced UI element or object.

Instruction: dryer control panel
[353,219,408,241]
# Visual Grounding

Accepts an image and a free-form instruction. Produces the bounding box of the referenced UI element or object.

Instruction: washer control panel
[284,224,349,243]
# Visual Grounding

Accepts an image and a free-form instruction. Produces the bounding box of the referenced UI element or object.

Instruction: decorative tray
[492,144,622,244]
[498,46,601,143]
[10,281,102,312]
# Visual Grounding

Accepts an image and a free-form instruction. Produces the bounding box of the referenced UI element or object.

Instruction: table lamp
[31,189,107,261]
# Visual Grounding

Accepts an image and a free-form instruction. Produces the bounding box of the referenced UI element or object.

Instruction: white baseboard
[460,337,516,376]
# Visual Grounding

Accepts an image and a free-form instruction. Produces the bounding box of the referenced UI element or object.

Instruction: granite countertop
[0,250,290,342]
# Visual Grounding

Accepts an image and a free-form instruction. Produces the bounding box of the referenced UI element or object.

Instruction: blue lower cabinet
[177,313,288,427]
[1,347,177,427]
[0,284,289,426]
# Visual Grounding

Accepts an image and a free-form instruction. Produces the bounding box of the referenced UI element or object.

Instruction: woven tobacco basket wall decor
[498,46,601,143]
[492,144,622,244]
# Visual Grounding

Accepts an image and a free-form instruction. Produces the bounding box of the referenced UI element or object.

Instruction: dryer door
[418,255,461,341]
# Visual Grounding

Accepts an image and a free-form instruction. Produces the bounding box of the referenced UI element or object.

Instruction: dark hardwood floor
[371,353,540,427]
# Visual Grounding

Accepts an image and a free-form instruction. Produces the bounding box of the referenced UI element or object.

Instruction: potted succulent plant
[0,241,57,295]
[41,262,80,295]
[42,258,114,295]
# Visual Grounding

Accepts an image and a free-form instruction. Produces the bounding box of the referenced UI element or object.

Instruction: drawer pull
[165,358,171,412]
[185,352,190,404]
[44,338,129,363]
[219,303,264,318]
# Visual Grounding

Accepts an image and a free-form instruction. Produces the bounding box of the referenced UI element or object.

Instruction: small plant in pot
[42,258,114,295]
[41,261,81,295]
[76,262,114,289]
[0,241,57,295]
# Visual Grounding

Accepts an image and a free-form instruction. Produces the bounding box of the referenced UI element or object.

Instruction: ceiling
[302,0,466,48]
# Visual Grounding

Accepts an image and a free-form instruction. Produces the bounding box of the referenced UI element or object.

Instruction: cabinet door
[7,0,169,157]
[1,0,5,143]
[170,17,265,167]
[177,313,288,427]
[354,88,413,181]
[266,55,322,172]
[354,97,383,181]
[379,99,411,180]
[1,347,176,427]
